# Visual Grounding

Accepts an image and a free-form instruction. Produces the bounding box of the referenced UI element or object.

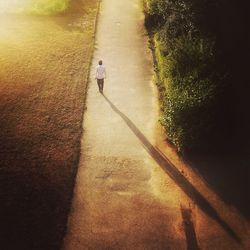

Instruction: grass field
[0,0,70,15]
[0,0,99,249]
[27,0,70,15]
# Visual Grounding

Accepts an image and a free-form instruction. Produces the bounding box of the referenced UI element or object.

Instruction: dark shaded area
[186,149,250,220]
[103,95,241,244]
[145,0,250,154]
[181,205,200,250]
[0,171,76,250]
[212,1,250,153]
[0,83,82,250]
[0,105,81,250]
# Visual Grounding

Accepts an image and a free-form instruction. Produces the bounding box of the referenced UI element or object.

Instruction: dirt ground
[0,0,99,249]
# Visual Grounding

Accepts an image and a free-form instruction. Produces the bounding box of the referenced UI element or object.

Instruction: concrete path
[63,0,188,248]
[63,0,250,249]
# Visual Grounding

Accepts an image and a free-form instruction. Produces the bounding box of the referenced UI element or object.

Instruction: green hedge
[145,0,223,153]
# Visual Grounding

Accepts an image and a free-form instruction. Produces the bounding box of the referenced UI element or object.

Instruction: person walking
[95,60,106,93]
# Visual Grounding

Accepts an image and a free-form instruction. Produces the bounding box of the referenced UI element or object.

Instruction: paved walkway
[63,0,249,249]
[63,0,188,248]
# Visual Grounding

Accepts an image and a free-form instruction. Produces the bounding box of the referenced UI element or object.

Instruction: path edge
[60,0,102,248]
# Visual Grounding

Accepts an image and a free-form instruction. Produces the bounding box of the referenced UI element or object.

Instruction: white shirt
[95,65,106,79]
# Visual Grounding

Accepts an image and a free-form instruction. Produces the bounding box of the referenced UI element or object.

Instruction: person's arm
[104,67,106,79]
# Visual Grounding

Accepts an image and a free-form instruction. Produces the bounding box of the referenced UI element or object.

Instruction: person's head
[98,60,103,65]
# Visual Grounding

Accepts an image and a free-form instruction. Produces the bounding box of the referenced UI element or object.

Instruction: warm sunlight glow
[0,0,28,13]
[0,0,70,15]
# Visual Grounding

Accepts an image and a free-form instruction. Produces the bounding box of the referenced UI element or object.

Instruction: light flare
[0,0,29,13]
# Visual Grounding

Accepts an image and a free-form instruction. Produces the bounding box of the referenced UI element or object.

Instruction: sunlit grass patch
[27,0,70,15]
[0,0,70,15]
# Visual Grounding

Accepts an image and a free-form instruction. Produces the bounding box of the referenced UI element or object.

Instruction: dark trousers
[97,79,104,92]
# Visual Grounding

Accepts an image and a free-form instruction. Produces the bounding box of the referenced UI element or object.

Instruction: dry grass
[0,0,99,249]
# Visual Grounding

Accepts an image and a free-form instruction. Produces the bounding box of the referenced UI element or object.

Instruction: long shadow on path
[103,94,241,244]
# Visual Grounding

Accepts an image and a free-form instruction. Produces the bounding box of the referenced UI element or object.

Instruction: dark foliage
[145,0,250,153]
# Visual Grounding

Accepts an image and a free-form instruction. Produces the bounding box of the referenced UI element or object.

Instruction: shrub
[145,0,225,153]
[156,34,219,152]
[27,0,70,15]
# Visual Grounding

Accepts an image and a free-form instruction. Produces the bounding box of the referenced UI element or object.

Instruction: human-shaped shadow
[103,94,241,244]
[181,205,200,250]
